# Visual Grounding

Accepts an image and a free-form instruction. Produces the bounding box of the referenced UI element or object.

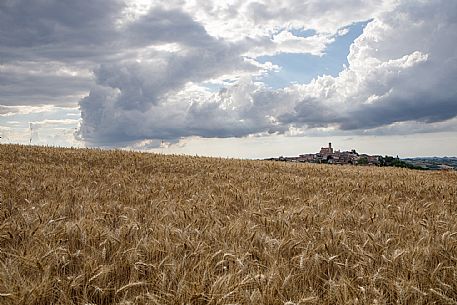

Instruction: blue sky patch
[289,28,317,38]
[258,21,370,89]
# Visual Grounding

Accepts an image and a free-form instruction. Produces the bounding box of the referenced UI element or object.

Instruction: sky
[0,0,456,158]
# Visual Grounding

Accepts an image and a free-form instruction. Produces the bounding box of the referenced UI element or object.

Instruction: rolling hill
[0,144,456,304]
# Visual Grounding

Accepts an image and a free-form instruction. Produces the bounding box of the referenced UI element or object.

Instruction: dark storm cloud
[127,8,218,48]
[0,0,125,107]
[340,96,457,131]
[0,0,124,61]
[0,1,232,62]
[78,79,283,146]
[0,0,122,45]
[0,62,93,106]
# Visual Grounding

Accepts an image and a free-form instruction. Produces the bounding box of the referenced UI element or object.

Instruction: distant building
[298,154,317,162]
[319,143,333,155]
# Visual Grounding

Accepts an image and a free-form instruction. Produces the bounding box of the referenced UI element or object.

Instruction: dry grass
[0,144,456,305]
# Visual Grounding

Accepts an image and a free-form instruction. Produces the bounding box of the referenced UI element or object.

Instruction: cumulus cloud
[1,0,457,148]
[282,0,457,131]
[77,6,263,145]
[79,78,290,146]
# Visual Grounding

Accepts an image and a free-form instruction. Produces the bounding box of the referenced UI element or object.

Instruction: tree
[358,156,368,165]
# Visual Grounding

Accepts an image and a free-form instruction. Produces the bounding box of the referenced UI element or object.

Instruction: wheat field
[0,144,456,304]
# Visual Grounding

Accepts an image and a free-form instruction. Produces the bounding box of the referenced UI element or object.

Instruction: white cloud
[180,0,396,40]
[244,30,334,57]
[29,119,80,126]
[280,0,457,131]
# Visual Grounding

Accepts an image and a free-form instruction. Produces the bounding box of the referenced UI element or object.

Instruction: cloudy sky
[1,0,456,158]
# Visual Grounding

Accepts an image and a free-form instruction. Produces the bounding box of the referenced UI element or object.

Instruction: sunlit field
[0,144,456,304]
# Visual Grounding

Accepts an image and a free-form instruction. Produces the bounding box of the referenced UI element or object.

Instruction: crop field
[0,144,456,305]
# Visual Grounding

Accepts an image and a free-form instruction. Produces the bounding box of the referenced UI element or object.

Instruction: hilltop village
[267,143,381,165]
[266,143,457,170]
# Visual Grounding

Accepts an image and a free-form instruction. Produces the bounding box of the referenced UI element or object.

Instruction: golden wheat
[0,144,456,304]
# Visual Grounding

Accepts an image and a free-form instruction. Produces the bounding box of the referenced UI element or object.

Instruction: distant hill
[402,157,457,170]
